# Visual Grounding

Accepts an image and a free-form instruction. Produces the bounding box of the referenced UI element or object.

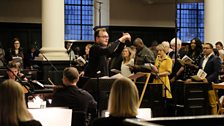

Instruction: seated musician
[0,61,31,93]
[51,67,97,125]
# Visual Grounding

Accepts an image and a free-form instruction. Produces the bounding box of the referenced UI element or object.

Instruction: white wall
[0,0,175,27]
[0,0,41,23]
[110,0,175,27]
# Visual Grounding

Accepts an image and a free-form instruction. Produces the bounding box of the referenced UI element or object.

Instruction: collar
[204,52,214,59]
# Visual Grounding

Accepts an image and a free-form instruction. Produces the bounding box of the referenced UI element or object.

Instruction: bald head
[133,38,144,51]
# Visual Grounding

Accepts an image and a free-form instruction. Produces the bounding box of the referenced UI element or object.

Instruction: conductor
[83,28,131,78]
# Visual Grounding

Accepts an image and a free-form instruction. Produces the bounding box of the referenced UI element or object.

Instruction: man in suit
[199,43,221,114]
[83,28,131,78]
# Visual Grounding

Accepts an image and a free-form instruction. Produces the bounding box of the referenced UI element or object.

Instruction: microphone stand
[96,71,101,117]
[155,73,172,116]
[40,52,59,72]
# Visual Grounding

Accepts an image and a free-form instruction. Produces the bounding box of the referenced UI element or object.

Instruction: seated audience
[51,67,97,125]
[0,79,42,126]
[92,77,139,126]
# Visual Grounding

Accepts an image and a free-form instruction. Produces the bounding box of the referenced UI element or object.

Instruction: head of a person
[215,41,223,50]
[161,41,170,53]
[62,67,79,86]
[0,79,32,126]
[12,37,20,50]
[6,61,20,80]
[133,38,144,51]
[170,38,182,51]
[156,44,166,58]
[189,37,202,55]
[203,43,214,56]
[85,44,92,55]
[108,77,139,117]
[95,28,109,47]
[66,42,72,50]
[122,47,132,60]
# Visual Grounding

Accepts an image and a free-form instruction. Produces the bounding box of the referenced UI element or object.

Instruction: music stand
[82,78,115,116]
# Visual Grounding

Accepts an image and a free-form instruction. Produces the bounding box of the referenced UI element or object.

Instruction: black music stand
[82,78,116,116]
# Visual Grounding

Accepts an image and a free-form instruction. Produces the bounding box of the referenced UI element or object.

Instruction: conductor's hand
[119,33,131,43]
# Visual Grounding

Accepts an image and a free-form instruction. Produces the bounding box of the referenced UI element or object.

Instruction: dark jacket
[84,40,125,77]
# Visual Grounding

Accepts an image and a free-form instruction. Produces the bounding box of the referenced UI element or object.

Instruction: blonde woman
[152,44,173,99]
[121,47,134,77]
[92,77,139,126]
[0,80,42,126]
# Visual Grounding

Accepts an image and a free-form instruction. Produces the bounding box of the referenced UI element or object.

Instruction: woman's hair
[188,37,202,57]
[108,77,139,117]
[156,44,166,53]
[122,47,133,62]
[0,80,33,126]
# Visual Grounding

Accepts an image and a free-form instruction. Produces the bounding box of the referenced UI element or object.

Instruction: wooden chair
[212,83,224,114]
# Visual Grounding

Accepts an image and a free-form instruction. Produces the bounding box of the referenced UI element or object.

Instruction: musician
[51,67,97,125]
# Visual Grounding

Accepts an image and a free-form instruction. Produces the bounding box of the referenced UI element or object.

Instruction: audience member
[92,77,139,126]
[186,43,221,114]
[174,37,203,81]
[66,42,76,61]
[161,41,173,55]
[6,37,25,68]
[83,28,131,77]
[26,46,40,69]
[83,44,92,63]
[51,67,97,125]
[0,79,42,126]
[152,44,173,99]
[120,47,134,77]
[215,41,224,62]
[129,38,155,72]
[169,37,186,81]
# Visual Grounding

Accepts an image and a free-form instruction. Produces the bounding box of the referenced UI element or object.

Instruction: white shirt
[121,58,134,77]
[202,53,213,70]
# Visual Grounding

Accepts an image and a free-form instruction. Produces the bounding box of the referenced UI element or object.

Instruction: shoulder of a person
[19,119,42,126]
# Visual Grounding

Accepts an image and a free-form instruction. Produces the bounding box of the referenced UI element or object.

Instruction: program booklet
[178,55,194,65]
[191,69,207,81]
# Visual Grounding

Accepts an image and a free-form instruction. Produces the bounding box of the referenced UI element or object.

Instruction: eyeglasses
[98,36,109,39]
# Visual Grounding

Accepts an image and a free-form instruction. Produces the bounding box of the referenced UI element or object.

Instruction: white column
[204,0,224,46]
[94,0,110,26]
[39,0,68,60]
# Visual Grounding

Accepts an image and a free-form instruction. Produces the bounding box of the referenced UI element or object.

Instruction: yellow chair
[212,83,224,114]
